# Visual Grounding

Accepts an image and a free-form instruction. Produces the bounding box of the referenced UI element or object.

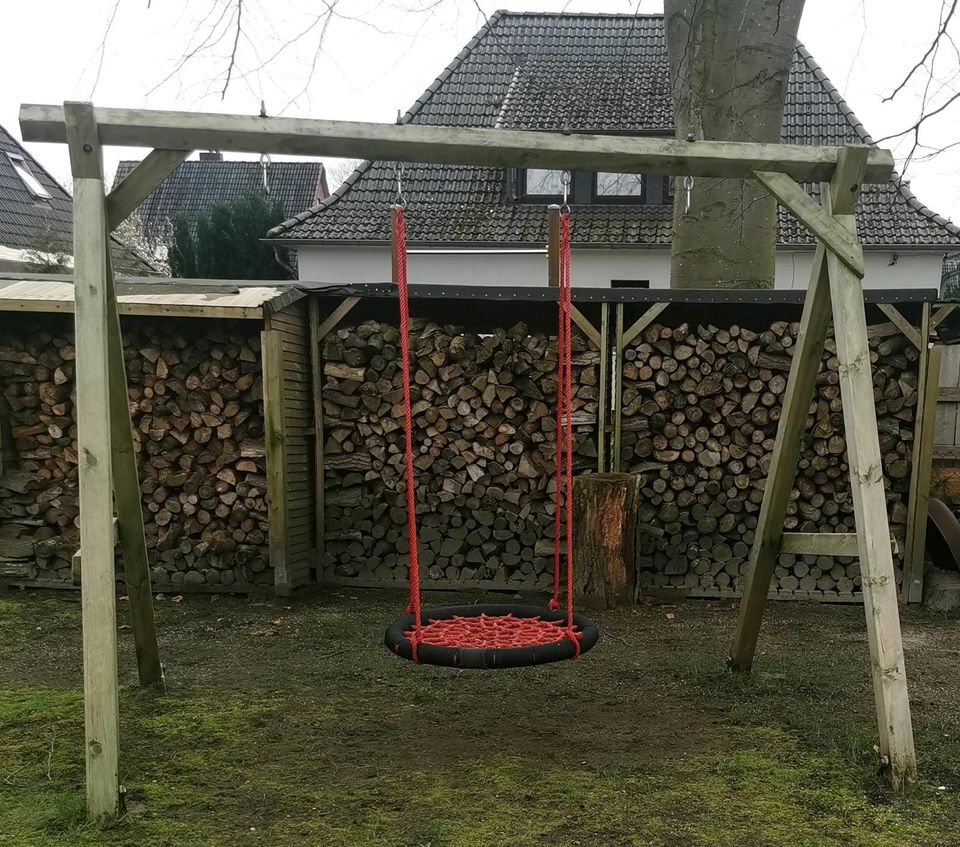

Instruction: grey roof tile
[0,124,154,273]
[270,12,960,249]
[112,158,327,240]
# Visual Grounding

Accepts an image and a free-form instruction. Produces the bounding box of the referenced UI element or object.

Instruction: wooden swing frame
[18,100,916,818]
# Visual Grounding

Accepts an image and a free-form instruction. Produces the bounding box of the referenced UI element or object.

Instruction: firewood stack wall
[620,318,917,600]
[320,319,600,588]
[0,314,271,590]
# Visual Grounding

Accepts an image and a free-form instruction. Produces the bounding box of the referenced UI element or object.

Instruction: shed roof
[0,272,302,319]
[269,12,960,251]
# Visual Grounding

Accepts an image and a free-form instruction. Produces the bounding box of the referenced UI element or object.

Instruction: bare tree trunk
[665,0,805,289]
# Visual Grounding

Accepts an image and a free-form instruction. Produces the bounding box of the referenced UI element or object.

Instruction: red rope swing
[388,201,587,666]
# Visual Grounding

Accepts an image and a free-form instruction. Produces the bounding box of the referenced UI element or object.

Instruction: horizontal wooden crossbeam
[780,531,899,557]
[20,103,896,183]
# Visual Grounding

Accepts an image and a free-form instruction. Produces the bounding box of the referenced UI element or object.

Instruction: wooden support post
[315,296,360,342]
[621,301,670,347]
[309,297,326,572]
[877,304,922,351]
[573,473,640,608]
[597,303,609,473]
[570,306,601,349]
[752,170,865,277]
[547,205,560,288]
[65,101,120,822]
[736,146,917,791]
[106,148,190,231]
[826,208,917,792]
[730,149,866,674]
[263,326,289,595]
[104,237,161,686]
[612,303,625,472]
[903,311,941,604]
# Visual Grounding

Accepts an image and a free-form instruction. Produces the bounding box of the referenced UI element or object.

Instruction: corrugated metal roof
[0,273,300,319]
[269,12,960,250]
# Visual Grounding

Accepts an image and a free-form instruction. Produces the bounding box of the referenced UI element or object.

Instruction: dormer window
[7,153,51,200]
[594,172,644,202]
[515,168,672,205]
[521,168,565,200]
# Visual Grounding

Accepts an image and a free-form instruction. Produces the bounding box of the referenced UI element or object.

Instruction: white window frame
[7,153,51,200]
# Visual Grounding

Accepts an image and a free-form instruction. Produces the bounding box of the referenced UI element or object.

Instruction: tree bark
[573,473,641,607]
[665,0,805,289]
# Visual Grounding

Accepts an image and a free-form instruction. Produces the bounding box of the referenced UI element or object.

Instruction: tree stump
[573,473,641,608]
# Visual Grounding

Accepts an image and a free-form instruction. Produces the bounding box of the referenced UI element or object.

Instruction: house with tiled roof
[112,154,328,245]
[0,124,152,275]
[267,11,960,290]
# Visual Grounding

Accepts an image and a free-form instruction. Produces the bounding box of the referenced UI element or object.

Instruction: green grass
[1,591,959,846]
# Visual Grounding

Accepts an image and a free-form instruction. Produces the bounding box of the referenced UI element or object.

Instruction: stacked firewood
[321,319,599,586]
[622,320,917,598]
[0,316,271,588]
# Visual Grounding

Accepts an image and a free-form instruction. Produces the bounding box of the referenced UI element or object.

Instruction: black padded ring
[384,603,600,669]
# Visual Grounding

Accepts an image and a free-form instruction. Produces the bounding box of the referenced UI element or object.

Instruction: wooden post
[730,149,866,673]
[903,320,942,604]
[826,209,917,792]
[309,296,326,573]
[573,473,640,607]
[547,205,560,288]
[612,304,625,472]
[597,303,609,473]
[263,325,289,595]
[65,102,120,822]
[104,245,162,685]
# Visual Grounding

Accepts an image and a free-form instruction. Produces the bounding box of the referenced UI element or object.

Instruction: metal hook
[560,169,572,212]
[683,175,694,214]
[260,152,272,194]
[393,162,407,209]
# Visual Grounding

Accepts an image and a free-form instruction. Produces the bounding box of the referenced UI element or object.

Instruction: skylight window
[7,153,51,200]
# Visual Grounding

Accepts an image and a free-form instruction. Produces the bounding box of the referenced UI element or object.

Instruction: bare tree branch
[221,0,244,100]
[884,0,958,102]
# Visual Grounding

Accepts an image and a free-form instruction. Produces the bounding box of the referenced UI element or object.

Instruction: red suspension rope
[549,211,578,653]
[392,206,422,660]
[392,202,579,659]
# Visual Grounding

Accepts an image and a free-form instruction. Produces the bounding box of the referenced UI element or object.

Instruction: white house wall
[296,245,945,292]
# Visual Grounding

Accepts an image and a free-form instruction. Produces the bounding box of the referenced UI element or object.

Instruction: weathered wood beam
[826,205,917,793]
[753,170,865,277]
[877,304,922,350]
[597,303,610,473]
[780,531,898,557]
[612,304,625,472]
[930,303,958,332]
[622,302,670,347]
[106,148,190,230]
[903,317,941,604]
[730,146,869,674]
[65,102,120,822]
[309,297,326,569]
[547,205,560,288]
[263,325,290,595]
[103,224,162,686]
[570,305,601,349]
[315,296,361,342]
[20,104,896,183]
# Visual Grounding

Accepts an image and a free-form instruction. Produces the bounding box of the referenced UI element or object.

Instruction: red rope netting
[403,613,581,649]
[392,205,581,659]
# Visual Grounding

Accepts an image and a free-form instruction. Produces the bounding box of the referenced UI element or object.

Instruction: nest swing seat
[382,200,598,669]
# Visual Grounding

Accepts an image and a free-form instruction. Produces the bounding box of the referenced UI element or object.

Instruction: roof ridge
[270,12,506,237]
[492,10,665,19]
[794,43,874,146]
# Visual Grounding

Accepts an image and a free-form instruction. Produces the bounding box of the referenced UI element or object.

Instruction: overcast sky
[2,0,958,226]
